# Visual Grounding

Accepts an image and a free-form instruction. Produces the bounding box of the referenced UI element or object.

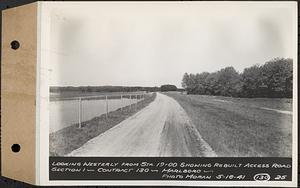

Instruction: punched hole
[11,144,21,153]
[10,40,20,50]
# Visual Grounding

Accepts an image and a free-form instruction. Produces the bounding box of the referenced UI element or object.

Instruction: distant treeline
[50,85,184,93]
[182,58,293,98]
[161,84,178,92]
[50,86,160,93]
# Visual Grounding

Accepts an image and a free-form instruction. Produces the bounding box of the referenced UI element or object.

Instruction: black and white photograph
[48,2,295,159]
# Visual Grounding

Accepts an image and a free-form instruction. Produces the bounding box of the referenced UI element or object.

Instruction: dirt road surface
[68,93,216,157]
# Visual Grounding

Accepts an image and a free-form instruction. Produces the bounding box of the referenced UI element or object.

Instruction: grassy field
[165,92,293,157]
[49,93,156,156]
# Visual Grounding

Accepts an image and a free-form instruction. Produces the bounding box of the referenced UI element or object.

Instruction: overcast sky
[46,2,296,88]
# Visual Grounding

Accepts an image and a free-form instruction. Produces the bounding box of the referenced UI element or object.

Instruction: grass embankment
[50,93,156,156]
[165,92,292,157]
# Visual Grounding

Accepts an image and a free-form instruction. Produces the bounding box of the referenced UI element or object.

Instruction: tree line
[51,85,183,93]
[181,58,293,98]
[50,86,161,93]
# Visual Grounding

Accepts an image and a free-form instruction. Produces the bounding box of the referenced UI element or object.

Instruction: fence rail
[50,92,146,101]
[67,92,147,128]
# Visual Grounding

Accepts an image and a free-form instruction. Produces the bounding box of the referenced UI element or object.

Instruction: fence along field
[50,92,147,133]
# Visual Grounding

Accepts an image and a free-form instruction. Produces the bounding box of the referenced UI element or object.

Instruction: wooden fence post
[106,95,108,119]
[135,94,138,110]
[78,97,82,128]
[120,94,123,111]
[129,94,132,109]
